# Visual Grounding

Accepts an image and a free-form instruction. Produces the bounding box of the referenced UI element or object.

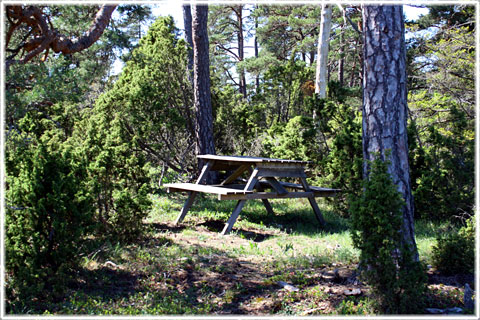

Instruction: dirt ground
[148,220,473,315]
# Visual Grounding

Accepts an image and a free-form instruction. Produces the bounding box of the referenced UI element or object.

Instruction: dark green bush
[5,127,94,303]
[432,215,475,275]
[349,155,427,314]
[74,109,151,241]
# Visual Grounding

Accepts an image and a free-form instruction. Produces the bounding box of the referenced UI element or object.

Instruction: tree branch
[5,4,117,72]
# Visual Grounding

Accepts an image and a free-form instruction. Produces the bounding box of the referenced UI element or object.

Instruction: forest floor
[32,194,473,316]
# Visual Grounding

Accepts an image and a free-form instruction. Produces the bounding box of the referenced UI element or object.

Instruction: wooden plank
[257,180,341,194]
[257,162,304,170]
[175,191,197,225]
[165,183,252,195]
[197,154,309,165]
[257,168,307,178]
[219,191,315,200]
[220,164,251,185]
[266,177,288,195]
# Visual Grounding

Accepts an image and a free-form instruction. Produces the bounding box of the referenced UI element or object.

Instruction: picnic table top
[197,154,309,165]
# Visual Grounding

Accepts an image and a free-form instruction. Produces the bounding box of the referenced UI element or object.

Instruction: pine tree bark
[183,4,194,81]
[192,5,216,179]
[362,5,418,259]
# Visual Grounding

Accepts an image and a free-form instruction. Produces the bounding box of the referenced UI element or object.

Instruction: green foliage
[318,90,363,216]
[349,155,427,314]
[409,94,474,220]
[407,23,474,220]
[69,16,195,240]
[432,215,475,275]
[263,115,316,161]
[98,15,195,173]
[5,123,94,302]
[73,107,151,241]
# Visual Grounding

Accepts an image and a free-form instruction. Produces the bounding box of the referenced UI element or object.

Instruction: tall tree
[183,4,194,79]
[362,5,418,258]
[192,5,216,177]
[208,5,247,97]
[314,4,332,97]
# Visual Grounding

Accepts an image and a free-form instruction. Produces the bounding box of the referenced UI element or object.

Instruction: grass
[7,193,470,316]
[148,193,439,266]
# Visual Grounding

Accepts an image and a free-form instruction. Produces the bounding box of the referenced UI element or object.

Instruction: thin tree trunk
[192,5,216,181]
[349,43,357,87]
[183,4,194,81]
[314,4,332,98]
[362,5,418,260]
[254,5,260,93]
[338,9,346,86]
[236,5,247,98]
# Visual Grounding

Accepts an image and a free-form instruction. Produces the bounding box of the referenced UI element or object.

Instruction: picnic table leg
[299,177,326,227]
[196,160,215,184]
[175,160,214,225]
[221,168,260,235]
[261,199,274,215]
[221,200,247,235]
[255,182,274,215]
[175,191,197,225]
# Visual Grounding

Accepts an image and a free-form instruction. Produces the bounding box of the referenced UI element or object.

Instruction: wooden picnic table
[164,155,340,235]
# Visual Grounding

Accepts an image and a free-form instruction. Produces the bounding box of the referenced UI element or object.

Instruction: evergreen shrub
[349,154,427,314]
[5,128,94,302]
[432,215,475,275]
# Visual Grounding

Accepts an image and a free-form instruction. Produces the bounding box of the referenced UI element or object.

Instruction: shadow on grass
[238,204,350,236]
[198,220,273,242]
[52,237,279,315]
[149,222,187,233]
[70,266,140,298]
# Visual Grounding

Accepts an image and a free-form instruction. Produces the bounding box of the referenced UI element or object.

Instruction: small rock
[104,260,118,269]
[445,307,463,314]
[301,305,326,315]
[464,283,474,310]
[322,271,336,281]
[277,281,299,292]
[343,288,362,296]
[425,308,444,314]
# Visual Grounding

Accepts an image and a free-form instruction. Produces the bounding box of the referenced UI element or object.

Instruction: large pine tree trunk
[192,5,216,180]
[362,5,418,259]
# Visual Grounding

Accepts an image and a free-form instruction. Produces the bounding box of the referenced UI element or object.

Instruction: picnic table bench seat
[165,180,340,200]
[164,183,253,196]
